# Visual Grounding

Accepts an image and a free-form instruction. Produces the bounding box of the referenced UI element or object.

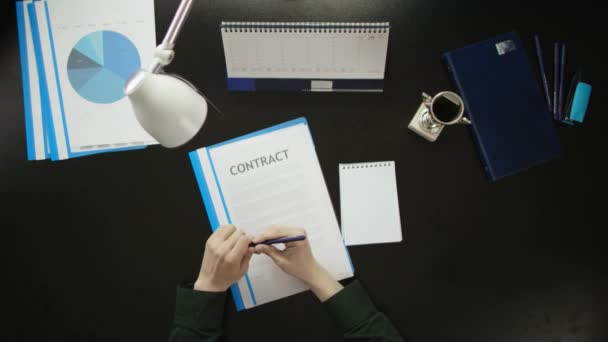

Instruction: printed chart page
[45,0,157,158]
[191,119,353,309]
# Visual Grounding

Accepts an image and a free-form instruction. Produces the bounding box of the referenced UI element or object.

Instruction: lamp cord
[164,72,224,117]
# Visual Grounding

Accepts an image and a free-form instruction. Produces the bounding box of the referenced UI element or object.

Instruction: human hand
[252,227,343,301]
[194,225,253,292]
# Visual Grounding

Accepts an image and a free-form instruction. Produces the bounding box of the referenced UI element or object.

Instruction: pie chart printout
[67,30,141,104]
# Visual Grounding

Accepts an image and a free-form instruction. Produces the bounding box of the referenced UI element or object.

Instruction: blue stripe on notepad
[227,78,384,92]
[227,78,255,91]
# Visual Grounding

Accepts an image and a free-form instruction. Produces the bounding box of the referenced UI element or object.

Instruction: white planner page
[340,161,403,246]
[195,121,353,308]
[44,0,157,158]
[221,22,390,80]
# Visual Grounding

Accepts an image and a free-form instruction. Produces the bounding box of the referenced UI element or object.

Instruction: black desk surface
[2,0,606,341]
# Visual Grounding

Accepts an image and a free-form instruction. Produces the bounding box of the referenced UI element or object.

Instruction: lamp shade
[125,70,207,148]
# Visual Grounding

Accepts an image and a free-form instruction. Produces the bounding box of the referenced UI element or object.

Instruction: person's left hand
[194,225,253,292]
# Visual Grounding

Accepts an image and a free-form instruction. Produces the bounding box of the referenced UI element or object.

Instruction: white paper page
[199,121,353,308]
[340,161,403,246]
[32,1,69,160]
[44,0,157,157]
[18,1,46,160]
[222,22,390,80]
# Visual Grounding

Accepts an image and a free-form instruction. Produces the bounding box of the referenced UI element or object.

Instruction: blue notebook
[443,32,561,181]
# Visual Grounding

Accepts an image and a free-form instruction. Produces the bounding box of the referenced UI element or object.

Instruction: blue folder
[189,117,354,310]
[443,32,561,181]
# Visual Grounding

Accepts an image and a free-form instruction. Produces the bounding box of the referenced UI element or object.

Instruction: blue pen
[553,42,559,119]
[558,44,566,120]
[534,35,552,110]
[249,235,307,247]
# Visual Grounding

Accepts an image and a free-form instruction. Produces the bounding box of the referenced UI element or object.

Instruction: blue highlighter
[563,70,592,125]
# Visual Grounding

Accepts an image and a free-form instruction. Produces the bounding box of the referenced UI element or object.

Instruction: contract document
[189,118,353,310]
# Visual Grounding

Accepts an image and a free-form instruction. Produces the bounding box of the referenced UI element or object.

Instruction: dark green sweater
[169,280,404,341]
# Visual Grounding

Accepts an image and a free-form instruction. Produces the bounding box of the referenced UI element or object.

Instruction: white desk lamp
[124,0,207,148]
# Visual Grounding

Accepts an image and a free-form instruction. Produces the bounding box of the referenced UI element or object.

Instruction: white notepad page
[221,22,390,80]
[340,161,403,246]
[191,119,353,309]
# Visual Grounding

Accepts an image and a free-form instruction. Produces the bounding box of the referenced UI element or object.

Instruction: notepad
[189,118,353,310]
[339,161,403,246]
[220,22,390,92]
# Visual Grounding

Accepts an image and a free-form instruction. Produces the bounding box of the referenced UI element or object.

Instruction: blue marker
[558,44,566,120]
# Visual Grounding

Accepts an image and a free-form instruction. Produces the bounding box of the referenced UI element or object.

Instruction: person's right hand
[252,226,343,301]
[251,227,320,284]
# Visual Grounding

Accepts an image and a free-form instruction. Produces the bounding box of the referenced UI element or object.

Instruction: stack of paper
[15,0,158,161]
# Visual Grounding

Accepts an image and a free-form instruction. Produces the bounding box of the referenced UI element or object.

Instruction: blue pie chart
[67,30,141,104]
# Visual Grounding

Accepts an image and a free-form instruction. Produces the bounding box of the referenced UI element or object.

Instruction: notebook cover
[443,32,561,181]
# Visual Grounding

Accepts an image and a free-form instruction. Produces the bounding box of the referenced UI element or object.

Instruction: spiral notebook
[220,22,390,92]
[339,161,403,246]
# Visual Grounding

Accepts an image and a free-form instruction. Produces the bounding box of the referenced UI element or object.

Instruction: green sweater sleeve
[323,281,405,341]
[168,284,226,342]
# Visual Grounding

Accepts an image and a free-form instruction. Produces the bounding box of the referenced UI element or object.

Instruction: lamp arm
[148,0,195,73]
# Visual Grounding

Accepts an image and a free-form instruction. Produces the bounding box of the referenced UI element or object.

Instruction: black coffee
[432,96,461,123]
